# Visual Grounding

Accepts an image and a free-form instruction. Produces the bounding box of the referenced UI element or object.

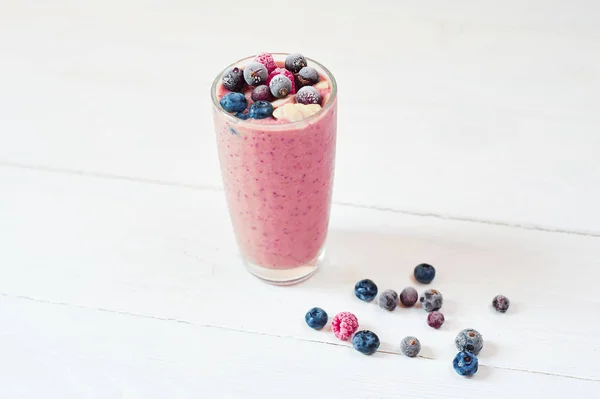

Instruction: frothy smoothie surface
[212,52,337,270]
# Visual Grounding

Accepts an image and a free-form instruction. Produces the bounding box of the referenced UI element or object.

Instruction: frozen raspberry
[331,312,359,341]
[254,52,277,74]
[266,68,296,94]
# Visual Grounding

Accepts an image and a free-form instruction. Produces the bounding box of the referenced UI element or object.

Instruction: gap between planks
[1,291,598,384]
[2,159,600,239]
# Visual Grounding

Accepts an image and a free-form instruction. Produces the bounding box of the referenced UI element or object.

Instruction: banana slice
[270,94,296,109]
[313,80,330,90]
[273,103,322,122]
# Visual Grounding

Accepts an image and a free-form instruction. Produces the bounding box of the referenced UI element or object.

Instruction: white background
[1,0,599,397]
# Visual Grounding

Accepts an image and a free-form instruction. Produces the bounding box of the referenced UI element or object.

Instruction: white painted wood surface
[1,1,600,397]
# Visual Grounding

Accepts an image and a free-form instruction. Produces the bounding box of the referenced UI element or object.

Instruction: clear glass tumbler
[211,53,337,285]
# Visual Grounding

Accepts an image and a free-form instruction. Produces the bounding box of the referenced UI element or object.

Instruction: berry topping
[267,68,296,94]
[331,312,359,341]
[297,66,319,86]
[251,85,272,102]
[253,52,277,73]
[492,294,510,313]
[419,289,443,312]
[352,330,380,355]
[285,53,307,73]
[378,289,398,311]
[269,74,293,98]
[453,351,479,376]
[243,62,268,86]
[272,103,321,122]
[219,92,247,113]
[248,101,274,119]
[414,263,436,284]
[399,287,418,307]
[427,311,445,329]
[221,66,244,92]
[400,336,421,357]
[296,86,322,105]
[455,329,484,355]
[305,307,328,330]
[354,279,378,302]
[234,112,248,120]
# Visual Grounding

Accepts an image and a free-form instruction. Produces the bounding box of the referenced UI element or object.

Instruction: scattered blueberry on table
[400,336,421,357]
[399,287,418,307]
[427,311,445,329]
[414,263,436,284]
[455,328,484,355]
[352,330,381,355]
[492,294,510,313]
[305,307,328,330]
[378,289,399,311]
[419,289,443,312]
[354,279,378,302]
[453,351,479,376]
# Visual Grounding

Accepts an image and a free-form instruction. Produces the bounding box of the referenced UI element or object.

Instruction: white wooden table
[1,1,599,397]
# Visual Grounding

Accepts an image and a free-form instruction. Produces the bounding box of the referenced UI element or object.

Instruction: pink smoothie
[212,55,337,269]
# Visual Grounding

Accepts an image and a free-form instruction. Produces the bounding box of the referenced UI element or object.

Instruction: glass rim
[210,53,337,130]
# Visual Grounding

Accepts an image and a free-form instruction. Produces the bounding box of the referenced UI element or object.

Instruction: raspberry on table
[378,289,399,311]
[399,287,418,307]
[427,311,445,329]
[419,289,443,312]
[352,330,380,355]
[331,312,359,341]
[400,336,421,357]
[492,294,510,313]
[453,351,479,376]
[305,307,328,330]
[414,263,436,284]
[354,279,378,302]
[253,52,277,73]
[455,328,483,355]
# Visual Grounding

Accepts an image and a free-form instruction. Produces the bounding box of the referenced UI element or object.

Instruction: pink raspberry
[266,68,296,94]
[254,52,277,74]
[331,312,359,341]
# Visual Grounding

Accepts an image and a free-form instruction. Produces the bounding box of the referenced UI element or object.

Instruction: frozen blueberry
[378,289,399,311]
[400,336,421,357]
[419,289,443,312]
[221,66,244,92]
[352,330,380,355]
[455,328,483,355]
[269,74,293,98]
[250,85,272,102]
[296,86,322,105]
[285,53,307,73]
[427,311,445,329]
[243,62,268,86]
[453,351,479,376]
[234,112,248,120]
[297,66,319,86]
[219,92,247,113]
[414,263,436,284]
[354,279,378,302]
[305,307,328,330]
[399,287,418,307]
[248,101,274,119]
[492,294,510,313]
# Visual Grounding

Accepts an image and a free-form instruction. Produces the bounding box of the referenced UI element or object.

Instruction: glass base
[243,248,325,286]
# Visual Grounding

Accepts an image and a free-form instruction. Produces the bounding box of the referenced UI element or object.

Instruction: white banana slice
[273,103,322,122]
[313,80,330,90]
[270,94,296,109]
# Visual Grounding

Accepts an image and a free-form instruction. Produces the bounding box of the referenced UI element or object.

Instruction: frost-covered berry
[253,52,277,73]
[399,287,418,307]
[243,62,268,86]
[492,294,510,313]
[331,312,359,341]
[352,330,380,355]
[251,85,272,102]
[296,86,322,105]
[269,74,292,98]
[455,328,483,355]
[400,336,421,357]
[354,279,378,302]
[221,66,244,92]
[427,311,445,329]
[419,289,443,312]
[285,53,307,73]
[297,66,319,86]
[453,351,479,376]
[378,289,398,311]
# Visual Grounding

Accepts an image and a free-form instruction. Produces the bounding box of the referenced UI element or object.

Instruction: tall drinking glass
[211,53,337,285]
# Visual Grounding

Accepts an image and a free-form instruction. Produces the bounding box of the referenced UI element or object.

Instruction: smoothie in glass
[211,52,337,285]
